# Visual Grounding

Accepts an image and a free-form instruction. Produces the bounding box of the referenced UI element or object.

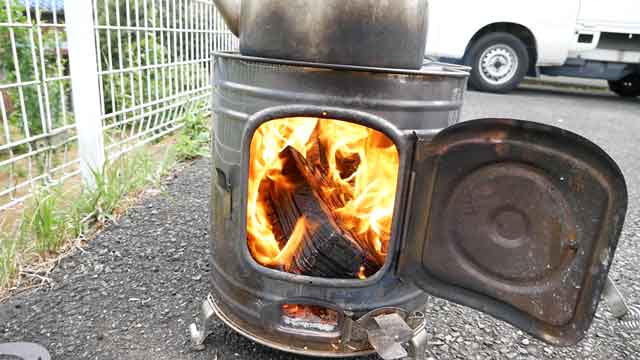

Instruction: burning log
[335,151,361,181]
[286,145,347,212]
[266,177,298,248]
[258,178,288,249]
[289,185,378,278]
[285,146,374,253]
[305,124,329,173]
[268,146,378,278]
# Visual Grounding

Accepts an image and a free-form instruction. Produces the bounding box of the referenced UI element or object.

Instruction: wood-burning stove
[190,52,628,359]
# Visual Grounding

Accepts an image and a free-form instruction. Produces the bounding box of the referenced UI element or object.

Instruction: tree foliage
[0,2,66,136]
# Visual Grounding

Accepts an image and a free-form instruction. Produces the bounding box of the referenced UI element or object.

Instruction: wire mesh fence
[0,0,75,210]
[0,0,237,211]
[94,0,235,160]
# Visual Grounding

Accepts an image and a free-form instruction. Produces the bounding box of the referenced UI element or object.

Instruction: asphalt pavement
[1,86,639,359]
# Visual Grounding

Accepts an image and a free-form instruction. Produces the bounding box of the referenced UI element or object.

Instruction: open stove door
[398,118,627,346]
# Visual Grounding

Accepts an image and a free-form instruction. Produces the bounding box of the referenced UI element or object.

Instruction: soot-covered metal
[212,0,430,69]
[399,119,627,346]
[189,53,628,359]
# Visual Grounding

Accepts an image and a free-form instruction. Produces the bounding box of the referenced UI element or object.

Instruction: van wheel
[465,32,529,93]
[608,74,640,97]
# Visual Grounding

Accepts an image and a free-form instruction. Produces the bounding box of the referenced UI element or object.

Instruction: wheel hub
[479,45,519,86]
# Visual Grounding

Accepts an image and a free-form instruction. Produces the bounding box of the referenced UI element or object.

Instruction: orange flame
[247,118,399,276]
[358,266,367,280]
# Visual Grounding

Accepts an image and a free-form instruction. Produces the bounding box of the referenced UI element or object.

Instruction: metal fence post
[65,0,105,187]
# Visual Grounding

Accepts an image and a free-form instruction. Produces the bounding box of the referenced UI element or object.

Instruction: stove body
[201,52,628,358]
[208,53,467,356]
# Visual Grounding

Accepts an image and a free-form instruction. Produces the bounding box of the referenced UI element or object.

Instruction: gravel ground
[1,87,639,359]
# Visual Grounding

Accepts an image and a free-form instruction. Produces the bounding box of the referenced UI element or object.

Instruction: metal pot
[213,0,429,69]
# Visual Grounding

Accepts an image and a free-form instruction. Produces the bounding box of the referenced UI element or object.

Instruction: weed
[175,112,210,161]
[0,234,17,288]
[20,188,69,255]
[79,150,158,224]
[15,166,28,179]
[1,115,209,292]
[157,146,178,180]
[2,148,166,286]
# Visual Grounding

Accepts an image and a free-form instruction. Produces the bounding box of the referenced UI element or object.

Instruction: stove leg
[406,328,428,360]
[604,276,629,319]
[363,311,428,360]
[189,295,216,351]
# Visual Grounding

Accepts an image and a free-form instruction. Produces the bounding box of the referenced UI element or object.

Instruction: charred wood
[267,146,378,278]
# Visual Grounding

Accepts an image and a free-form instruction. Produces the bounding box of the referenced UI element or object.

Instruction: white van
[425,0,640,96]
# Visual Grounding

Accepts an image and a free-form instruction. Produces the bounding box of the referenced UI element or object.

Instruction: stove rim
[238,104,417,288]
[213,51,471,77]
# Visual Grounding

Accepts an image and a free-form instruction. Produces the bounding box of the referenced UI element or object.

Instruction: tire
[608,74,640,98]
[465,32,530,93]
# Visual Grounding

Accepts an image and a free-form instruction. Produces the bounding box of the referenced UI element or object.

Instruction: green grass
[84,150,162,222]
[0,111,208,293]
[175,112,210,161]
[0,144,177,290]
[20,187,69,255]
[0,234,17,289]
[15,149,168,258]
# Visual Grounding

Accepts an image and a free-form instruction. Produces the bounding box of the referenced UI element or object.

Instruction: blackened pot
[213,0,429,69]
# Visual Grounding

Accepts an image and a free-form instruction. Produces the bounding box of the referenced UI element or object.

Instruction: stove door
[399,118,627,346]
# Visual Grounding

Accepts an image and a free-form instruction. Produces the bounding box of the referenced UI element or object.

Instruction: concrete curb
[522,77,609,92]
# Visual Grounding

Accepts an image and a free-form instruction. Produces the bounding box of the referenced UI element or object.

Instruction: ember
[247,118,399,278]
[281,304,338,332]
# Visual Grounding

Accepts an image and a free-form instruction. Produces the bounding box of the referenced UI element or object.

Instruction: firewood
[305,124,329,173]
[267,177,298,244]
[258,177,287,249]
[288,184,378,278]
[335,151,360,181]
[268,146,378,278]
[285,146,377,252]
[284,145,347,210]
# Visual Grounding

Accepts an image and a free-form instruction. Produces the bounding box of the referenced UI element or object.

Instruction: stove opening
[247,117,400,279]
[281,304,339,333]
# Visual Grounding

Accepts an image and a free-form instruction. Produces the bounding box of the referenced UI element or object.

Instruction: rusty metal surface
[400,118,628,345]
[208,52,465,355]
[208,101,431,356]
[212,53,468,171]
[206,291,377,358]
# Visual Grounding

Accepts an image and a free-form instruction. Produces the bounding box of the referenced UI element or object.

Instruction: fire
[281,304,338,326]
[247,117,399,277]
[358,266,367,280]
